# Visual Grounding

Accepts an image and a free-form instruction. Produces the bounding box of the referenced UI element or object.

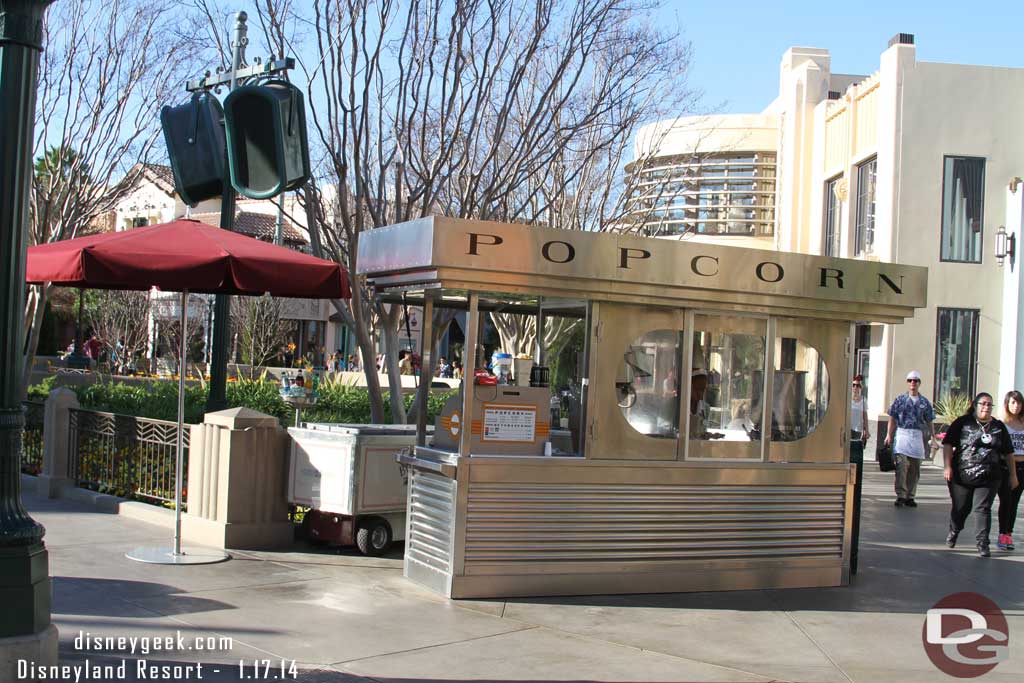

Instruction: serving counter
[358,216,927,598]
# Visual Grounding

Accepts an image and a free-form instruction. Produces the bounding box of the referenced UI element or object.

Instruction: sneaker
[905,499,918,508]
[977,544,991,558]
[946,531,958,548]
[1008,535,1015,550]
[997,534,1010,550]
[894,498,906,507]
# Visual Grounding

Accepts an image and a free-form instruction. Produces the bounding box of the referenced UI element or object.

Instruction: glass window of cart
[685,315,766,460]
[768,337,829,442]
[617,329,683,439]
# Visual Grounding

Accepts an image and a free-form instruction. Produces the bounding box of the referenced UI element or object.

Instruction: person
[942,392,1015,557]
[884,370,934,508]
[347,354,360,372]
[849,375,871,574]
[438,356,452,378]
[996,390,1024,550]
[452,359,463,380]
[398,350,413,375]
[84,333,102,364]
[331,350,344,372]
[689,368,724,440]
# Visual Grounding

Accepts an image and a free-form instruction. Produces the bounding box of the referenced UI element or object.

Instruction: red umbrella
[26,219,350,564]
[27,218,350,298]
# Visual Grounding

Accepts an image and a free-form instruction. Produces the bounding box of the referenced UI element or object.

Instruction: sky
[662,0,1024,114]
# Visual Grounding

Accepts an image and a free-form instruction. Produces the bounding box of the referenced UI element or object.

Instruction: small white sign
[482,404,536,443]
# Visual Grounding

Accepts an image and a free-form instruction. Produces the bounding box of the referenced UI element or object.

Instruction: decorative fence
[21,400,45,475]
[68,408,190,506]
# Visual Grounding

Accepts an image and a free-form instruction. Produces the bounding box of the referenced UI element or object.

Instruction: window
[770,338,829,442]
[935,308,979,400]
[940,156,985,263]
[823,176,842,256]
[854,158,876,256]
[617,329,682,439]
[132,217,149,228]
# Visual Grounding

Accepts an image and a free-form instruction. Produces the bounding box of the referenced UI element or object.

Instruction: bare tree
[21,0,203,394]
[153,294,208,378]
[247,0,696,423]
[232,294,294,377]
[84,289,152,373]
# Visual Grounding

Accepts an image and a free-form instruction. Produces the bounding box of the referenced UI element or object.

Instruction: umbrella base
[125,545,230,565]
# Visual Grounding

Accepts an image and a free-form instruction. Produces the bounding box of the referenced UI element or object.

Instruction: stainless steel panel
[405,469,456,576]
[357,217,927,316]
[463,482,845,567]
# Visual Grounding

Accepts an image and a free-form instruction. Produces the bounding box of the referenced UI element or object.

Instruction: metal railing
[21,400,45,475]
[68,408,190,505]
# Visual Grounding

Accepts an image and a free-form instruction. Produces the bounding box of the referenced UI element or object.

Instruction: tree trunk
[380,305,406,424]
[407,312,454,424]
[20,284,51,397]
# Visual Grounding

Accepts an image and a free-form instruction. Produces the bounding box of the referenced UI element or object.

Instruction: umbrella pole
[174,289,187,555]
[125,289,227,565]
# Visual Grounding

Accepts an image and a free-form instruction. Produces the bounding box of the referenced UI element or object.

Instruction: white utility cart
[287,423,430,555]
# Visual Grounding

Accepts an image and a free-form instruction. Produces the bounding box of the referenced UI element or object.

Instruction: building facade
[632,35,1024,420]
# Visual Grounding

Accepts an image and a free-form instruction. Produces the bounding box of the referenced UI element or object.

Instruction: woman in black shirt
[942,392,1015,557]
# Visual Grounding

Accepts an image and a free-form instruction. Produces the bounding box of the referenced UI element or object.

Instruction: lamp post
[0,0,58,667]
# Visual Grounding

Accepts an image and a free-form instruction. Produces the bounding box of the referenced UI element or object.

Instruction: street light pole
[0,0,58,667]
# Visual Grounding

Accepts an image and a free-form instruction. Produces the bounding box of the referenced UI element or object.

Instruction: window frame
[854,157,877,257]
[823,174,842,257]
[933,307,980,401]
[939,155,986,264]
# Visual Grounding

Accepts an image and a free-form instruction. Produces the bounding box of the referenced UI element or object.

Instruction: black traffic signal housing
[223,80,311,200]
[160,93,227,206]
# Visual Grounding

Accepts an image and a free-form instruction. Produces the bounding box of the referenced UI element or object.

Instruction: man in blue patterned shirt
[884,370,935,507]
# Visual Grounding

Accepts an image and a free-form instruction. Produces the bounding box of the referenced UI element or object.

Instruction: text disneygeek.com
[16,630,299,680]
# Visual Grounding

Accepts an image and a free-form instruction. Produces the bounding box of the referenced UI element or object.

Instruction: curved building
[624,114,778,244]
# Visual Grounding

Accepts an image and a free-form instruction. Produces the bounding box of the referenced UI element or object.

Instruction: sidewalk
[23,467,1024,682]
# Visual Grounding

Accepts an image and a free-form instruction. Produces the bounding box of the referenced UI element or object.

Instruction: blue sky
[663,0,1024,114]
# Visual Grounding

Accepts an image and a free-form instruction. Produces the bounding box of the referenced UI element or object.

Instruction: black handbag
[878,444,896,472]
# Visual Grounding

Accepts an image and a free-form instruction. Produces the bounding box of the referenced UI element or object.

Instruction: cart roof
[357,217,927,323]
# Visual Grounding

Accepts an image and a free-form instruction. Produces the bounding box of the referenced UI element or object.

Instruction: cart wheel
[356,518,393,556]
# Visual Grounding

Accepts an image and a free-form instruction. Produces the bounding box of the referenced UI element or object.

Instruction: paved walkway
[23,466,1024,682]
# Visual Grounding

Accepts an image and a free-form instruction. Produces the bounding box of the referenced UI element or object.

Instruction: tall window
[934,308,979,401]
[854,158,876,256]
[823,176,841,256]
[941,156,985,263]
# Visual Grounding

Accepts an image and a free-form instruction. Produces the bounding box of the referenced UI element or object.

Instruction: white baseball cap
[691,368,708,378]
[906,370,922,381]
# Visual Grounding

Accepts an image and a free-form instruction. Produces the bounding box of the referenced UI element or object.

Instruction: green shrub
[26,375,56,401]
[27,377,457,427]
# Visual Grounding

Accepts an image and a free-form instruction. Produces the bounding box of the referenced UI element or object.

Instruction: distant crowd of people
[870,370,1023,558]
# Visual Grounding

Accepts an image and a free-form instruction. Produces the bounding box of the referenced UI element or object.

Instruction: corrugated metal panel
[407,470,455,573]
[465,483,845,563]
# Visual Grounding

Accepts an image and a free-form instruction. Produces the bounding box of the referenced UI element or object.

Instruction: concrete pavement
[21,466,1024,682]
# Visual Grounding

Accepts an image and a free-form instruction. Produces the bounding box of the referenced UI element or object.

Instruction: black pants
[849,441,864,574]
[997,462,1024,535]
[948,478,1000,547]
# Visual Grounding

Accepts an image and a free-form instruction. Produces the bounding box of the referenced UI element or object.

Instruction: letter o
[541,240,575,264]
[756,261,784,283]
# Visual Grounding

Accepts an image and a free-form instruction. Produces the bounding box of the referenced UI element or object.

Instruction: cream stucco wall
[878,53,1024,413]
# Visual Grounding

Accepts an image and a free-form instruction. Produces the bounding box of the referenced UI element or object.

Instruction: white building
[631,34,1024,419]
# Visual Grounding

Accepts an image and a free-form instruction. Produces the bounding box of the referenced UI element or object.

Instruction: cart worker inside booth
[690,368,725,440]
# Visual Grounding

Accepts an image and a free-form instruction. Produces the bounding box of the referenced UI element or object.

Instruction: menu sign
[482,404,537,443]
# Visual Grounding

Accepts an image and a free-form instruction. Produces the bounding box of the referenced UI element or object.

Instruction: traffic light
[160,93,227,206]
[223,80,310,200]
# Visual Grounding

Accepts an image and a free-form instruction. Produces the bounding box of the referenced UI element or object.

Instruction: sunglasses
[907,379,920,383]
[852,383,862,387]
[977,402,994,407]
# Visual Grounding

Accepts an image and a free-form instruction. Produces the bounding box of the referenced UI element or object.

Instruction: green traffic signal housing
[160,93,228,207]
[223,80,311,200]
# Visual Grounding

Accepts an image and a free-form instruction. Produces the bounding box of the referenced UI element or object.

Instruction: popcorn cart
[357,216,927,597]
